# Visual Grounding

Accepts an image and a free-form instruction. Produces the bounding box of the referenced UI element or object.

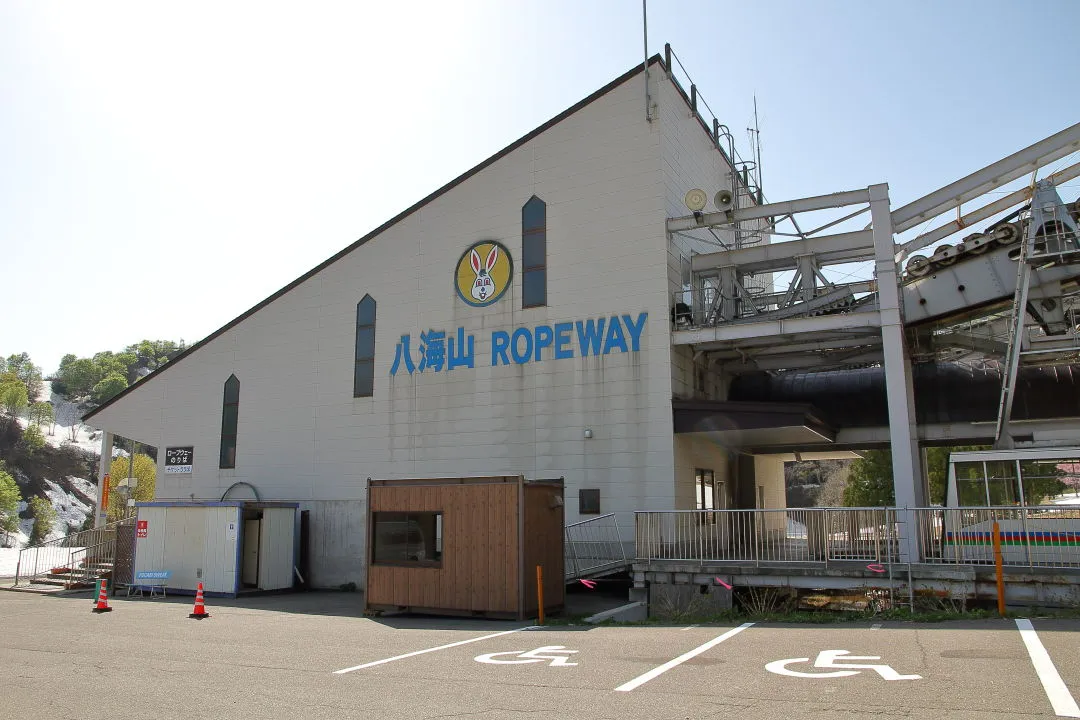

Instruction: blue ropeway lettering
[391,312,648,374]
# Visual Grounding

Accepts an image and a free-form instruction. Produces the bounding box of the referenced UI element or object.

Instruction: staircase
[564,513,631,581]
[14,520,128,590]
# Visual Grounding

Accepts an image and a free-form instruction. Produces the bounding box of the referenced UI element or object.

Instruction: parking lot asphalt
[1,590,1078,719]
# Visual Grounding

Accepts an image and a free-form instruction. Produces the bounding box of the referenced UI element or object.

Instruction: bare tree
[54,400,82,442]
[817,462,852,507]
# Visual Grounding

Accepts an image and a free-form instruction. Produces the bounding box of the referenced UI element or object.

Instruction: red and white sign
[136,520,148,538]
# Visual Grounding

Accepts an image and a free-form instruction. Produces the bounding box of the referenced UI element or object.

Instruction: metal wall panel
[132,506,168,579]
[258,507,295,590]
[135,505,240,594]
[201,506,240,593]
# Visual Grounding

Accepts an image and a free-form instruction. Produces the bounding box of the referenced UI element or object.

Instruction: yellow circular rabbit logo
[455,240,512,307]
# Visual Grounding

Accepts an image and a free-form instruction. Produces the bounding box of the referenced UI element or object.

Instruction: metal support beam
[719,348,884,372]
[896,161,1080,263]
[672,309,882,345]
[691,229,874,273]
[891,122,1080,234]
[668,189,870,233]
[705,334,883,357]
[870,183,923,562]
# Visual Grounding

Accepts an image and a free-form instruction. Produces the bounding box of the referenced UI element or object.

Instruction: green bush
[28,496,56,544]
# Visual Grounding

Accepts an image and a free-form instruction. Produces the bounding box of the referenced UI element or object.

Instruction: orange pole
[536,565,544,625]
[992,520,1006,616]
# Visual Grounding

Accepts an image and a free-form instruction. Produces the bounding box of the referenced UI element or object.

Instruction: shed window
[354,295,376,397]
[371,511,442,566]
[220,374,239,469]
[579,488,600,515]
[522,196,546,308]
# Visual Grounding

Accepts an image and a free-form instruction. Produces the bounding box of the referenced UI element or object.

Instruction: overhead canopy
[673,400,837,448]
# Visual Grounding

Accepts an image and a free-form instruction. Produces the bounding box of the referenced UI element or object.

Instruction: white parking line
[614,623,754,692]
[1016,618,1080,718]
[333,627,536,674]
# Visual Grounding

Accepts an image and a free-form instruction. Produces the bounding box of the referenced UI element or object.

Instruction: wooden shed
[365,476,564,619]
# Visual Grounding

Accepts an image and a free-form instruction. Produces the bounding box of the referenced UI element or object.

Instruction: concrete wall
[87,66,677,589]
[673,434,731,510]
[754,455,788,533]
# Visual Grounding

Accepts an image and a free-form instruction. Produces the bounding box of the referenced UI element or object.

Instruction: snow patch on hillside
[5,390,102,551]
[17,391,103,456]
[0,548,19,577]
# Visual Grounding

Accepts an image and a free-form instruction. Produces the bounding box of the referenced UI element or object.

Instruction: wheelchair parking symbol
[766,650,921,680]
[474,646,579,667]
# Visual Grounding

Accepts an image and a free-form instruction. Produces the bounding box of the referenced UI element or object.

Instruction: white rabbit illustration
[470,245,499,302]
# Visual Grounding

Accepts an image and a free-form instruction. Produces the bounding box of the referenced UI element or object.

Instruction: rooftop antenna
[642,0,652,122]
[749,95,763,203]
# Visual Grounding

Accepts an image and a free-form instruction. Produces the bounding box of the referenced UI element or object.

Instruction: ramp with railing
[565,513,630,580]
[635,508,900,566]
[635,507,1080,570]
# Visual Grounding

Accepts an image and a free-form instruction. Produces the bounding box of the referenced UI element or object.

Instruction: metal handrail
[565,513,629,580]
[15,520,125,586]
[634,508,899,566]
[633,506,1080,570]
[915,505,1080,569]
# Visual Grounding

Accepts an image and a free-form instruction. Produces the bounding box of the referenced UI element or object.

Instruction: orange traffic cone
[188,582,210,619]
[92,579,112,613]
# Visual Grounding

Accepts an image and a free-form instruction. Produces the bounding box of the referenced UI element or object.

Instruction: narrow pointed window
[354,295,376,397]
[220,374,239,469]
[522,196,546,308]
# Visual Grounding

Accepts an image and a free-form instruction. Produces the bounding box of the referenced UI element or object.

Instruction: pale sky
[3,1,1078,375]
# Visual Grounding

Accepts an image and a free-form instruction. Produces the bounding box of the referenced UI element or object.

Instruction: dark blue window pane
[220,440,236,469]
[355,327,375,359]
[221,374,239,468]
[522,234,546,270]
[222,404,238,429]
[223,375,240,404]
[354,360,374,397]
[522,196,546,231]
[357,297,376,326]
[523,268,546,308]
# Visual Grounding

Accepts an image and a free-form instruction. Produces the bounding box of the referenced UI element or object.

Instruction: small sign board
[135,571,170,581]
[165,446,194,474]
[136,519,148,538]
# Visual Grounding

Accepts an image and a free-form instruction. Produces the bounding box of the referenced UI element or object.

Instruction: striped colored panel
[944,532,1080,547]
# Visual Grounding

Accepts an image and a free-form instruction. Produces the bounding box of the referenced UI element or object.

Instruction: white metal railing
[15,522,122,588]
[917,506,1080,569]
[635,508,899,565]
[565,513,628,580]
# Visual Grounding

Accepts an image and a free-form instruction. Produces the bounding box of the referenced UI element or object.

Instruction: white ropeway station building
[77,46,1080,610]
